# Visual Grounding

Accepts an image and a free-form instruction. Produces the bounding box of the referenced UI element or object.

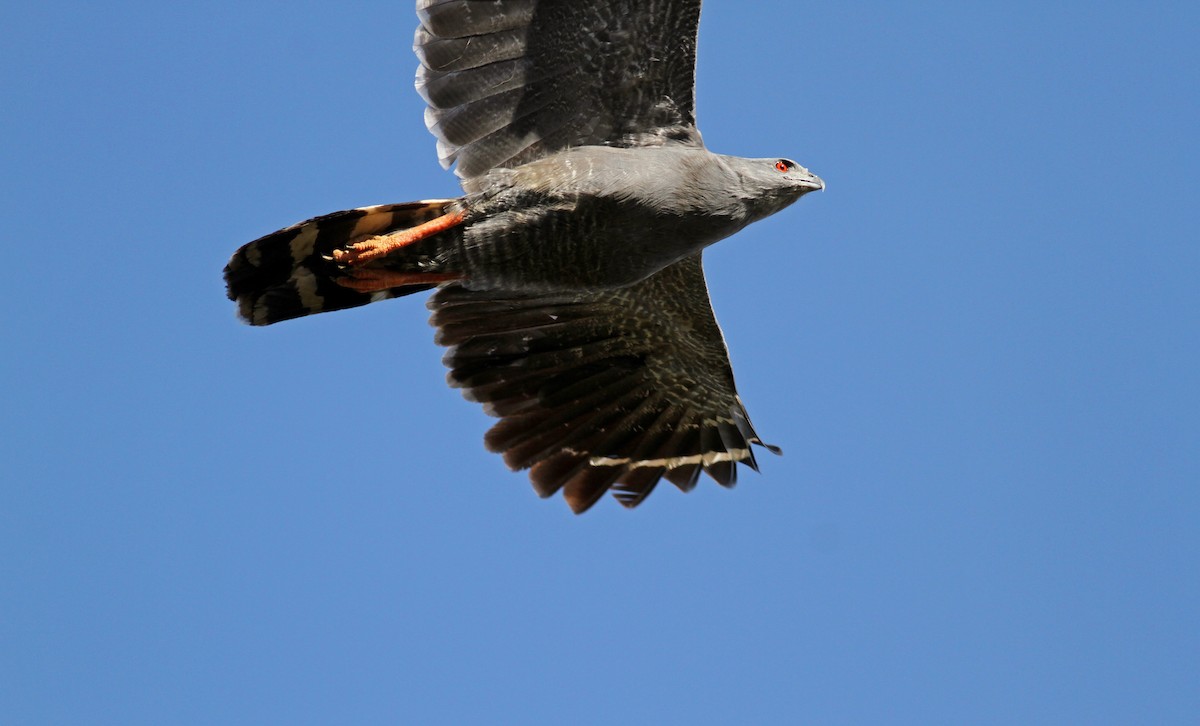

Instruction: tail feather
[224,200,460,325]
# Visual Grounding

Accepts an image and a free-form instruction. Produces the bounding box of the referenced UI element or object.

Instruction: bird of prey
[224,0,823,513]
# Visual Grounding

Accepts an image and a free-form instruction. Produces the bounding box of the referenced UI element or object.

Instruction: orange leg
[335,270,462,293]
[331,210,466,266]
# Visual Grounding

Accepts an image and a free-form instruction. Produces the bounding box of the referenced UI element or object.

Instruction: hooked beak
[795,168,824,192]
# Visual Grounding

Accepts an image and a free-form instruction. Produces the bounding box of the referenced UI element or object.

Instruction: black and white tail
[224,200,458,325]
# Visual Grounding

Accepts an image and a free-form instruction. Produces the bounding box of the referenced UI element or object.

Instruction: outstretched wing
[415,0,704,178]
[429,253,780,513]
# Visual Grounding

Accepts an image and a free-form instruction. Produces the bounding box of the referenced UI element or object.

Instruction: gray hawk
[224,0,823,513]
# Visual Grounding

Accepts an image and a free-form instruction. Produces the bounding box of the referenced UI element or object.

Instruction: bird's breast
[451,189,738,294]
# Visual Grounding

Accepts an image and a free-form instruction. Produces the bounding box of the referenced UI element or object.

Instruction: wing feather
[415,0,704,178]
[429,252,780,512]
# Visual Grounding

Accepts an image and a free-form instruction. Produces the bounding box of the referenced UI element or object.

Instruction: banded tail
[224,200,461,325]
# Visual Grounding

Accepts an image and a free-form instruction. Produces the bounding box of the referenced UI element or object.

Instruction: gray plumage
[417,0,704,176]
[224,0,823,512]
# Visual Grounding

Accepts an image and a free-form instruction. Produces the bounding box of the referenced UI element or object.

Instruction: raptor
[224,0,823,512]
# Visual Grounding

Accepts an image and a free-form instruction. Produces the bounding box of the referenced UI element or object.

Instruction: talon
[331,210,466,266]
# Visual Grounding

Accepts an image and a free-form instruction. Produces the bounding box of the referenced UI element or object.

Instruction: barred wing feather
[428,253,780,512]
[416,0,704,178]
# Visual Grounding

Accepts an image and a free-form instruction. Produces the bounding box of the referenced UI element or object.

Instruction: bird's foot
[330,210,466,266]
[335,269,462,293]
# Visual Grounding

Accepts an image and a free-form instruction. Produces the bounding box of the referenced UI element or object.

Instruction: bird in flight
[224,0,823,513]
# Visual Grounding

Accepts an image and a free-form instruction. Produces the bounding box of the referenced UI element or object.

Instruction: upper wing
[428,253,780,513]
[415,0,704,178]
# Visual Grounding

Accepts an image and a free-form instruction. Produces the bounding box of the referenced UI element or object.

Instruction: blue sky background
[3,2,1197,723]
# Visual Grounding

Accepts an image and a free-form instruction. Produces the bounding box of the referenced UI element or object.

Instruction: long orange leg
[336,270,462,293]
[331,210,466,266]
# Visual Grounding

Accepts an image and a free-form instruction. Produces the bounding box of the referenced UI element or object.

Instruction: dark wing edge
[415,0,704,178]
[428,253,781,513]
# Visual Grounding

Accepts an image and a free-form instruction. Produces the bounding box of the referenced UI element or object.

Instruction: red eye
[774,160,790,173]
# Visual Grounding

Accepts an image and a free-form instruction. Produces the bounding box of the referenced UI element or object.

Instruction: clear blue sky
[3,2,1197,724]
